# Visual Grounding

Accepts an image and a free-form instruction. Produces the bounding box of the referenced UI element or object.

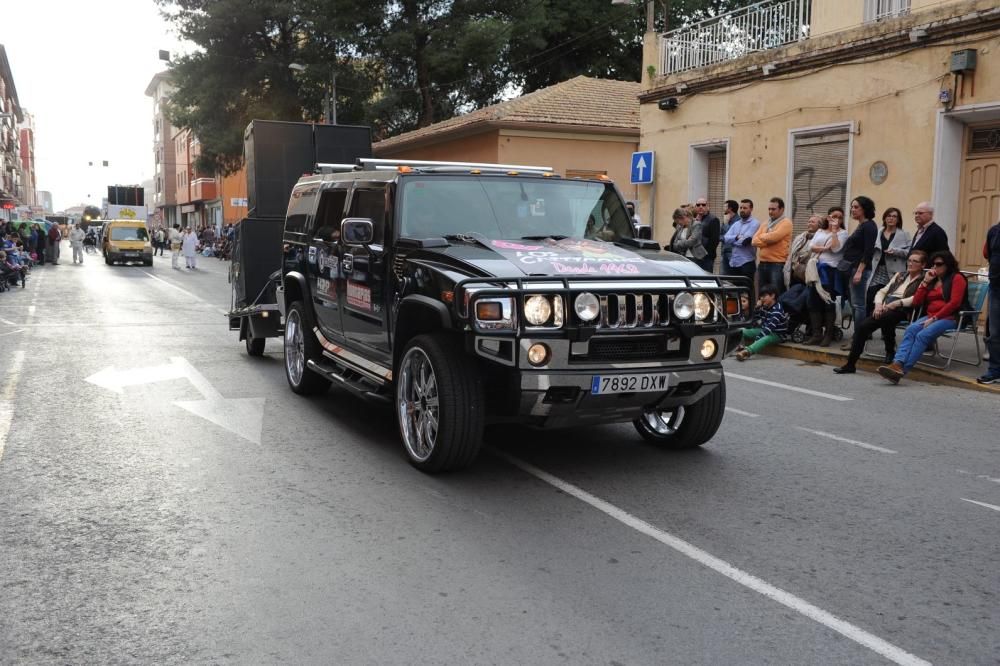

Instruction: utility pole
[327,68,337,125]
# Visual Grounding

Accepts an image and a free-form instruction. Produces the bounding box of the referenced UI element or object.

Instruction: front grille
[582,336,684,362]
[596,293,670,329]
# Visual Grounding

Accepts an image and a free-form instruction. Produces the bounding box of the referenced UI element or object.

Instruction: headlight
[673,292,694,319]
[693,292,711,321]
[574,292,600,322]
[524,295,552,326]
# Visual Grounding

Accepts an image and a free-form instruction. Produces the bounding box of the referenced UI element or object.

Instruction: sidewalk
[759,326,1000,394]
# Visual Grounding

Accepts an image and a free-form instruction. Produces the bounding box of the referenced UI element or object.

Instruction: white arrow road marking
[961,498,1000,513]
[85,359,189,394]
[85,356,264,444]
[175,397,265,445]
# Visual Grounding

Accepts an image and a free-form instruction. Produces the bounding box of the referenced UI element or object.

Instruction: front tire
[634,377,726,449]
[396,334,484,472]
[283,302,330,395]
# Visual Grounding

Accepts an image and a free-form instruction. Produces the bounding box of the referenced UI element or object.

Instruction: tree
[158,0,759,171]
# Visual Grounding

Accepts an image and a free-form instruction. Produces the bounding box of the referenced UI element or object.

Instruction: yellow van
[102,219,153,266]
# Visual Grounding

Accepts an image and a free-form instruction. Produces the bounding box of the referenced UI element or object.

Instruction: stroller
[779,283,845,343]
[83,232,98,254]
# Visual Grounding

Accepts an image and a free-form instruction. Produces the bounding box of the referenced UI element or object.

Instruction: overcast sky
[3,1,188,212]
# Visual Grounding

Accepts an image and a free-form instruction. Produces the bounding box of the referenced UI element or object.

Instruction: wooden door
[958,127,1000,270]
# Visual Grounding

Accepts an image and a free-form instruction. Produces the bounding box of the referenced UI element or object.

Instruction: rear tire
[634,377,726,449]
[396,333,484,472]
[104,253,112,265]
[283,302,330,395]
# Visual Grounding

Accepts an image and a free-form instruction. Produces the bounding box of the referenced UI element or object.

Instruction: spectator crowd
[644,195,1000,386]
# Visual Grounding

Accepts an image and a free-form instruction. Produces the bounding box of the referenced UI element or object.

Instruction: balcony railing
[659,0,811,77]
[863,0,910,23]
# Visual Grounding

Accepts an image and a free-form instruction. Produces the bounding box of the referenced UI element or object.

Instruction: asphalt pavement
[0,242,997,664]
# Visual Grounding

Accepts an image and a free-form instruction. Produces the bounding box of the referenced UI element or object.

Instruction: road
[0,245,997,664]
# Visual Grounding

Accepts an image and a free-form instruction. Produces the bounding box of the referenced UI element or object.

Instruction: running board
[306,359,391,403]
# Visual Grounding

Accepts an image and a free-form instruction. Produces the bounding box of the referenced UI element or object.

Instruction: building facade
[374,76,642,203]
[18,109,35,207]
[0,44,24,220]
[640,0,1000,271]
[145,71,178,229]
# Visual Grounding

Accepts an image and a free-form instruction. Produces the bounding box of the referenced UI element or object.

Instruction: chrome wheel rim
[642,406,685,436]
[397,347,439,462]
[285,309,305,385]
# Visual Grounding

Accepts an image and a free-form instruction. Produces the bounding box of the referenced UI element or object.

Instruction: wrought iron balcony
[658,0,811,77]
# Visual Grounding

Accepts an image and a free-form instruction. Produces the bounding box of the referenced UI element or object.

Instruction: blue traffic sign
[630,151,654,185]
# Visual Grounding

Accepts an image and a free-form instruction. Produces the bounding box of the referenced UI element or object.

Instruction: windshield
[398,176,634,242]
[109,227,149,242]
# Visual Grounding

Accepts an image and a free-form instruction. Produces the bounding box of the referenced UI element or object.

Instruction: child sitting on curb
[735,284,789,361]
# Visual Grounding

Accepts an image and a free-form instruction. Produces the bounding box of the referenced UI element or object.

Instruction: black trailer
[227,120,372,355]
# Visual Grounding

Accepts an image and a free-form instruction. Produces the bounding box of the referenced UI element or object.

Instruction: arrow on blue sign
[630,151,654,185]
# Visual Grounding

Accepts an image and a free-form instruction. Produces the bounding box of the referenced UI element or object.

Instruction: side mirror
[341,217,374,245]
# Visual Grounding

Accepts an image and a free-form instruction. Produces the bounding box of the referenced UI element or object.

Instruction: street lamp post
[289,63,337,125]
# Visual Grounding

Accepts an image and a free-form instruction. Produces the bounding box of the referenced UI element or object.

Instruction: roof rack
[315,163,358,174]
[356,158,554,174]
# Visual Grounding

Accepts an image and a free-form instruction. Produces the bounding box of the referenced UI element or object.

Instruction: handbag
[836,259,854,272]
[792,256,808,284]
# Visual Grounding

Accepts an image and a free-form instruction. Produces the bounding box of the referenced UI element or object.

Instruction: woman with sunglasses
[878,250,967,384]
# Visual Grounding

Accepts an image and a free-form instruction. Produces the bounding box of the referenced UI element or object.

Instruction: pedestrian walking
[154,227,166,256]
[34,223,47,265]
[169,224,183,269]
[47,223,62,264]
[69,224,85,264]
[182,227,198,269]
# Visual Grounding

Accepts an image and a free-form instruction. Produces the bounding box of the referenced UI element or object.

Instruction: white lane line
[0,350,26,464]
[727,372,853,401]
[142,271,229,315]
[0,329,24,337]
[961,498,1000,513]
[796,427,897,454]
[495,451,929,666]
[956,469,1000,485]
[725,407,759,418]
[0,317,19,325]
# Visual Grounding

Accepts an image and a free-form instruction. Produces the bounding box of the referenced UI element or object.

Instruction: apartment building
[640,0,1000,271]
[18,109,35,207]
[145,71,178,229]
[0,44,24,218]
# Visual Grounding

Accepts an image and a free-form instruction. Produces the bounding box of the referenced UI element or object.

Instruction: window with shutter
[790,131,850,238]
[707,151,726,216]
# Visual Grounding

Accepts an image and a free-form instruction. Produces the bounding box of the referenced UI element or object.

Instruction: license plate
[591,373,670,395]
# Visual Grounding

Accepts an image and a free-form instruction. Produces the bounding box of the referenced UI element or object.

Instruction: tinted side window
[285,183,320,234]
[348,186,387,245]
[314,188,348,242]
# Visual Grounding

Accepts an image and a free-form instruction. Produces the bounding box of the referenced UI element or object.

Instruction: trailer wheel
[246,335,265,357]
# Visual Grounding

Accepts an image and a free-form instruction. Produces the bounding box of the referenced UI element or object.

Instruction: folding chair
[919,271,990,370]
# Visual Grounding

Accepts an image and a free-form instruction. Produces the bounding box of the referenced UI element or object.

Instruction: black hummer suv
[276,158,750,472]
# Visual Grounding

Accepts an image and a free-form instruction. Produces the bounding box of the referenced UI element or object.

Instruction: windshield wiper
[520,235,568,241]
[443,233,491,247]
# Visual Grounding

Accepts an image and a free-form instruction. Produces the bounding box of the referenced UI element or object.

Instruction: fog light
[527,343,550,366]
[700,339,718,360]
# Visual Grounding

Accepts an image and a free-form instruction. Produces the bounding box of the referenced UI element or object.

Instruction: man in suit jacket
[695,197,721,273]
[910,202,949,256]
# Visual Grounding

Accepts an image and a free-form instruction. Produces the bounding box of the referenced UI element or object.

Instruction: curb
[759,343,1000,395]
